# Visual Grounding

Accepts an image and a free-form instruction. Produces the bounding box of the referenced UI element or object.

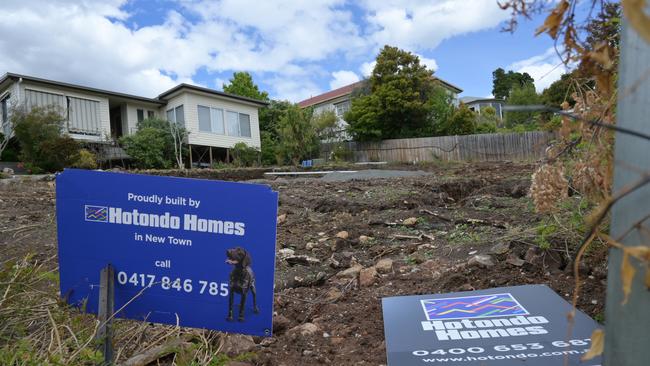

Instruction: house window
[224,111,252,137]
[197,105,225,134]
[239,113,251,137]
[166,105,185,126]
[1,94,9,124]
[334,100,350,117]
[24,89,66,112]
[67,96,101,135]
[137,109,144,123]
[147,110,155,119]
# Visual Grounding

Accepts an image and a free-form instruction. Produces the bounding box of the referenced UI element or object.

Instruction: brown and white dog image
[225,247,259,322]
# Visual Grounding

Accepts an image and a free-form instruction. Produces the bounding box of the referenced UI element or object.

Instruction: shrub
[72,149,98,169]
[120,118,188,169]
[12,106,81,172]
[231,142,259,167]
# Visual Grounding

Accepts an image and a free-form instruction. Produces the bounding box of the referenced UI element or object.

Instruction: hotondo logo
[420,293,549,341]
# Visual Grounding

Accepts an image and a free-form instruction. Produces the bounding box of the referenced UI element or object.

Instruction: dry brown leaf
[581,329,605,361]
[588,43,614,70]
[622,0,650,44]
[621,251,636,305]
[536,0,569,38]
[625,245,650,261]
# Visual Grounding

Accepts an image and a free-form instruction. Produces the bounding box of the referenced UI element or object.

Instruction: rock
[277,214,287,224]
[318,237,329,243]
[273,315,291,333]
[336,264,363,278]
[374,258,393,274]
[325,287,343,302]
[359,267,378,287]
[402,217,417,226]
[468,250,477,255]
[2,167,14,175]
[302,350,314,356]
[221,334,256,355]
[359,235,372,244]
[506,254,525,267]
[285,254,321,266]
[524,247,540,262]
[420,259,439,270]
[288,322,320,337]
[468,254,495,268]
[277,248,295,259]
[335,231,349,239]
[305,242,317,250]
[490,242,510,255]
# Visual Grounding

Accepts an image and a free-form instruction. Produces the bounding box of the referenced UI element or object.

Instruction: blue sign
[383,285,602,365]
[56,169,279,336]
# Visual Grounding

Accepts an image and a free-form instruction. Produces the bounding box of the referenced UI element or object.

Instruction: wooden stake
[188,144,193,169]
[209,146,213,167]
[97,264,115,365]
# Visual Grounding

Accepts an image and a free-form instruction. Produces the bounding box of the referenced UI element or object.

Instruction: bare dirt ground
[0,161,607,365]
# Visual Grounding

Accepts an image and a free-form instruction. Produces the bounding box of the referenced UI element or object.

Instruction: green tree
[475,106,498,134]
[276,104,317,165]
[345,45,436,141]
[440,104,476,136]
[505,84,541,127]
[428,85,455,135]
[311,110,339,141]
[12,106,81,173]
[222,72,269,101]
[492,68,536,99]
[541,72,577,108]
[120,118,187,169]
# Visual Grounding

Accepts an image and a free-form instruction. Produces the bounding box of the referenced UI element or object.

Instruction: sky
[0,0,573,102]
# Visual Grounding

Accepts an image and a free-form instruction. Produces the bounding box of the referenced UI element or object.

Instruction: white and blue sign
[383,285,602,365]
[56,169,279,336]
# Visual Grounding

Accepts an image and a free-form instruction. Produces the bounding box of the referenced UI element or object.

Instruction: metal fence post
[603,20,650,366]
[97,264,115,365]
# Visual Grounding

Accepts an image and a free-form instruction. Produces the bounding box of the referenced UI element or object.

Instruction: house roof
[298,81,364,108]
[157,83,269,106]
[0,72,269,107]
[460,96,505,105]
[298,76,463,108]
[0,72,165,105]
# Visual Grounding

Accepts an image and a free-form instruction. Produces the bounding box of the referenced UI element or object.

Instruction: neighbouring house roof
[157,83,269,107]
[298,81,365,108]
[460,96,505,105]
[0,72,269,107]
[298,76,463,108]
[0,72,165,105]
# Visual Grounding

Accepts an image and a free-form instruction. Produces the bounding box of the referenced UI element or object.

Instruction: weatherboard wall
[180,90,261,149]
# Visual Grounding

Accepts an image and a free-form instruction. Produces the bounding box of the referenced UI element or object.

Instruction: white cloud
[415,54,438,71]
[330,70,360,89]
[360,61,376,77]
[0,0,515,101]
[360,0,511,51]
[508,48,569,92]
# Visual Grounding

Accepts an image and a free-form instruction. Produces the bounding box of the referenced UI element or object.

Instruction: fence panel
[321,131,555,163]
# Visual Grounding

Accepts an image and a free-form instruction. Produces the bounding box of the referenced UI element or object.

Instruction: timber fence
[320,131,556,163]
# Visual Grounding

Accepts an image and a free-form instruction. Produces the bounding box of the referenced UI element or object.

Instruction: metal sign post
[97,264,115,365]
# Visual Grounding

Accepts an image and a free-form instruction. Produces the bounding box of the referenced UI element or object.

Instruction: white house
[0,73,267,165]
[298,77,463,140]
